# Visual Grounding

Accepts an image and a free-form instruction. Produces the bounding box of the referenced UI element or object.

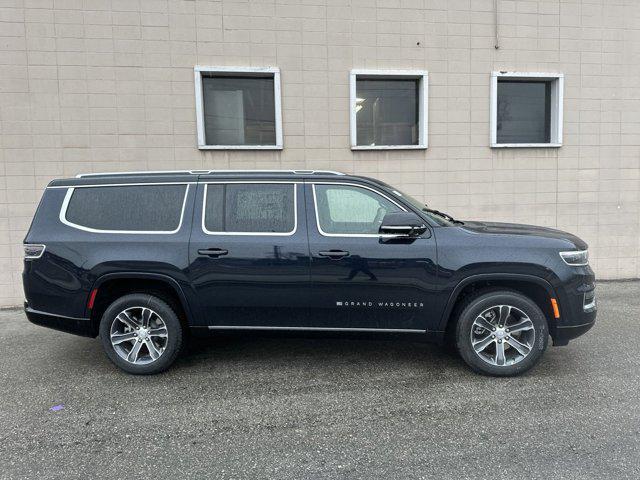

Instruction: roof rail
[76,170,207,178]
[205,169,345,175]
[76,169,345,178]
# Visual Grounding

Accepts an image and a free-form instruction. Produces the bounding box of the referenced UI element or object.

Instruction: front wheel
[455,289,548,376]
[99,294,183,374]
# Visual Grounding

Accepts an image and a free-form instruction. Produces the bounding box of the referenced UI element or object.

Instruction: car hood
[461,221,588,249]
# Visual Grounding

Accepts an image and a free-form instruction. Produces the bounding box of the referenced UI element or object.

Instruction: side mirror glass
[379,212,428,237]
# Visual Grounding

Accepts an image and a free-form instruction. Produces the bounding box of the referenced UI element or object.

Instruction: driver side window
[314,184,402,235]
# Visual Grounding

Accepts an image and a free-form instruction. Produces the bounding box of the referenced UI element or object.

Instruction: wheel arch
[439,273,558,334]
[87,272,194,335]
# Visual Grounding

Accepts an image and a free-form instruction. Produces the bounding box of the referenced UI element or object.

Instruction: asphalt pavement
[1,281,639,479]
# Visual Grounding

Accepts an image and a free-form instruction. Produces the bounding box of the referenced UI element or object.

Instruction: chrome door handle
[198,248,229,258]
[318,250,350,259]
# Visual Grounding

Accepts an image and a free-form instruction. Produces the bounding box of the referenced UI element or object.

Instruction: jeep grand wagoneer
[23,170,597,376]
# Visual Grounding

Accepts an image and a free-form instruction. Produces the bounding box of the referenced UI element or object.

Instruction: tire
[99,293,183,375]
[455,289,548,376]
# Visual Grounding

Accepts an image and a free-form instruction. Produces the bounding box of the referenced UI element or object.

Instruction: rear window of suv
[62,184,188,233]
[203,183,295,234]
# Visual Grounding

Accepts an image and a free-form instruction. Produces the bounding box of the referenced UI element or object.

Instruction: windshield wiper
[423,207,464,225]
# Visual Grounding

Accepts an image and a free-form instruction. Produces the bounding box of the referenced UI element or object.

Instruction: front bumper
[553,315,596,345]
[24,303,96,337]
[550,275,597,346]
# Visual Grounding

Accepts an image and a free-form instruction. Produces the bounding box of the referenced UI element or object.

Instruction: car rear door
[305,181,438,331]
[187,176,310,327]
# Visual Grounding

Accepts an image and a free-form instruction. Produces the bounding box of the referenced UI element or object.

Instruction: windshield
[386,187,457,226]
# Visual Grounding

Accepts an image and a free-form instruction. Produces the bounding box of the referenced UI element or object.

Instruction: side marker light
[88,288,98,310]
[550,298,560,319]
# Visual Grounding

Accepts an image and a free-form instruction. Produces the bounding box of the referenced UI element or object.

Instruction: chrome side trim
[201,182,298,237]
[59,184,190,235]
[25,307,89,321]
[311,182,407,238]
[207,325,425,333]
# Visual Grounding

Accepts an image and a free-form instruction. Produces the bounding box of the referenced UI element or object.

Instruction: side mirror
[379,212,428,237]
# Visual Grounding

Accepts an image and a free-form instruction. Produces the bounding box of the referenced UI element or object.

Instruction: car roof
[46,170,387,188]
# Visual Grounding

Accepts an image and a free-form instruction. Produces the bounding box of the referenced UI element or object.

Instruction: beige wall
[1,0,640,306]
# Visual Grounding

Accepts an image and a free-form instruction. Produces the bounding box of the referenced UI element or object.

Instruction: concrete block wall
[1,0,639,306]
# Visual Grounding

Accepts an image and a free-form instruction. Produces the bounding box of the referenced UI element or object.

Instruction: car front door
[306,181,438,331]
[187,179,310,327]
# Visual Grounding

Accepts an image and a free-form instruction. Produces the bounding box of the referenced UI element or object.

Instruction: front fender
[437,272,559,331]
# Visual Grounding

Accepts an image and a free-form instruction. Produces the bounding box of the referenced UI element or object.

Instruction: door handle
[318,250,350,259]
[198,248,229,258]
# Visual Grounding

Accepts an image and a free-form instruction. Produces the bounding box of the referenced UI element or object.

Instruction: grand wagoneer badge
[336,301,424,308]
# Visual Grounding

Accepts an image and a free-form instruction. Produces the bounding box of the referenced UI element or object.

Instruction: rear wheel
[99,293,183,374]
[455,289,548,376]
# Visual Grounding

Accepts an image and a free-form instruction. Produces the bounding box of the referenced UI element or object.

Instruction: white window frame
[349,69,428,150]
[490,71,564,148]
[311,182,407,238]
[201,181,298,236]
[59,183,191,235]
[194,66,283,150]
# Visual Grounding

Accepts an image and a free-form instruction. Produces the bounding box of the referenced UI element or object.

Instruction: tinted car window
[314,184,402,234]
[204,183,295,233]
[64,184,187,232]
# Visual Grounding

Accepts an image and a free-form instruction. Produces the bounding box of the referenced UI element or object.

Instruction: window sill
[351,145,428,151]
[491,143,562,148]
[198,145,283,150]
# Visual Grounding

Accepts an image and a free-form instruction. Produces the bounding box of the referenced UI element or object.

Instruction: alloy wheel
[110,307,169,365]
[470,304,535,367]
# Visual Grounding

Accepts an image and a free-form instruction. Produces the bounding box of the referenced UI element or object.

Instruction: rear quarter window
[62,184,188,233]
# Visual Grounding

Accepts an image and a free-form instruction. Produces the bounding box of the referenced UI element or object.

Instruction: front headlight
[559,249,589,266]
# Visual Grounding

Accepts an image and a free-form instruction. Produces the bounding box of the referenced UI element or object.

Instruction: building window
[350,70,428,150]
[194,66,283,150]
[491,72,563,148]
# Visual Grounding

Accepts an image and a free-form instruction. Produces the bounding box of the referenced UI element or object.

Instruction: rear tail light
[24,244,46,259]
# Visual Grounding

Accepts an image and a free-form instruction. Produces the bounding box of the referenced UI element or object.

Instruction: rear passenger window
[63,184,187,232]
[204,183,295,234]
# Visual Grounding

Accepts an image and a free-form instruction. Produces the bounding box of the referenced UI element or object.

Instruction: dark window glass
[356,78,419,146]
[204,184,295,233]
[202,75,276,146]
[65,185,186,232]
[314,184,402,235]
[497,80,551,144]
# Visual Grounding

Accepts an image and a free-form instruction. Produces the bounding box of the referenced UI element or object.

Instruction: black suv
[23,170,597,376]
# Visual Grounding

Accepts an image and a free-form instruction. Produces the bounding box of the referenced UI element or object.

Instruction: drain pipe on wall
[494,0,500,49]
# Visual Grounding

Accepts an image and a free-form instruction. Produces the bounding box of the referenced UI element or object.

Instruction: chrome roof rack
[206,169,346,175]
[76,169,345,178]
[76,170,204,178]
